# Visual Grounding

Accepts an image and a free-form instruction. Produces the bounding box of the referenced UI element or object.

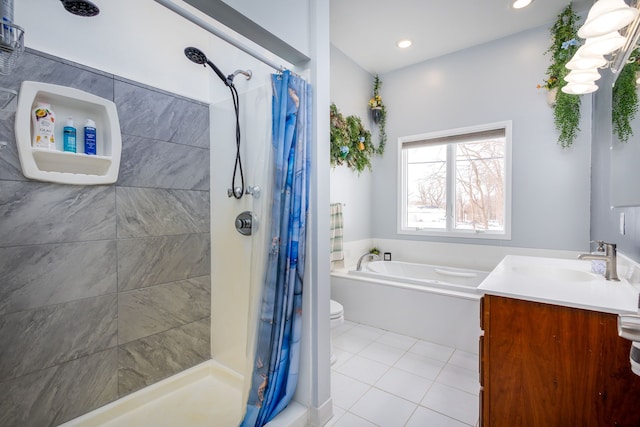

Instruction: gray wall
[329,45,375,241]
[0,50,211,426]
[369,26,592,251]
[591,71,640,261]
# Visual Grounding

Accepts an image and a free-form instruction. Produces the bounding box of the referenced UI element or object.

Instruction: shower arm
[229,69,253,82]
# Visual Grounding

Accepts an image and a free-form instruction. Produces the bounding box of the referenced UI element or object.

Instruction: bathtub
[331,261,488,353]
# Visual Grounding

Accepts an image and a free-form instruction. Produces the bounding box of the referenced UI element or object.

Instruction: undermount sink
[511,265,597,282]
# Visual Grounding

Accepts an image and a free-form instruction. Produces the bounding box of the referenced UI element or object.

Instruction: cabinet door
[481,295,640,427]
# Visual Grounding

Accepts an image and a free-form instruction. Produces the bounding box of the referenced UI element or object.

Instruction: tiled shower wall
[0,50,212,426]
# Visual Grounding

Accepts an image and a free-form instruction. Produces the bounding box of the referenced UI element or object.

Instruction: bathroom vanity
[478,255,640,426]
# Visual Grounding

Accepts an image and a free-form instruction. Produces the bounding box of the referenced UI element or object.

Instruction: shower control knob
[227,187,245,198]
[235,211,253,236]
[245,186,261,198]
[236,217,251,229]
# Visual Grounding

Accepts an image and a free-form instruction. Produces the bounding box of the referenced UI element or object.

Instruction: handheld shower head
[184,47,231,87]
[184,47,207,65]
[60,0,100,17]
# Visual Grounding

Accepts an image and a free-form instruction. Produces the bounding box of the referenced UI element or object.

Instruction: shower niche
[15,81,121,185]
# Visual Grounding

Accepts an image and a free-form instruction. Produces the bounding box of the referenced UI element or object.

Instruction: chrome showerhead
[60,0,100,17]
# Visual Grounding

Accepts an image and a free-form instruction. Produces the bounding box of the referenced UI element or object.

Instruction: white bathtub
[331,261,488,353]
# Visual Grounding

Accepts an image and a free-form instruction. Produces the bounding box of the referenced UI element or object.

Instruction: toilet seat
[330,299,344,365]
[330,299,344,320]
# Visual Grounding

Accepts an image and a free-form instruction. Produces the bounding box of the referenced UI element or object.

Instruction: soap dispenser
[591,240,606,275]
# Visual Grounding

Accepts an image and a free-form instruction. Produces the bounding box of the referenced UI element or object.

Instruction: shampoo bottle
[84,118,96,155]
[63,117,76,153]
[32,102,56,150]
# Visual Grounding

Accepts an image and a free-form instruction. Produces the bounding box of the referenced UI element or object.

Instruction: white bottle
[32,102,56,150]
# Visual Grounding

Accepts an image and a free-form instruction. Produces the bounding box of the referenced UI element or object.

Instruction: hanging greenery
[612,51,640,143]
[369,74,387,155]
[330,103,375,172]
[540,4,581,148]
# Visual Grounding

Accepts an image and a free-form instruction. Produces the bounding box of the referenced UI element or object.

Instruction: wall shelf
[15,81,121,185]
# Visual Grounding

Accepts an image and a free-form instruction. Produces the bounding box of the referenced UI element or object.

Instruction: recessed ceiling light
[397,39,412,49]
[512,0,533,9]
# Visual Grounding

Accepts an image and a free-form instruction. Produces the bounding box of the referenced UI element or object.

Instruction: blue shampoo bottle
[63,117,76,153]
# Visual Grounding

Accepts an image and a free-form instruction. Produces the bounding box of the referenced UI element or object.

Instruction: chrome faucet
[578,241,619,281]
[356,252,380,271]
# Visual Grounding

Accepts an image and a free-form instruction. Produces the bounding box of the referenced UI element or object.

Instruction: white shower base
[60,360,307,427]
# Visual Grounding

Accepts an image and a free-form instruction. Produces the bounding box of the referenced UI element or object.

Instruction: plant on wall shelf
[540,4,581,148]
[369,74,387,155]
[612,51,640,143]
[330,103,375,172]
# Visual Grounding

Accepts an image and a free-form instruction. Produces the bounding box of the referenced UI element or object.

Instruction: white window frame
[397,121,512,240]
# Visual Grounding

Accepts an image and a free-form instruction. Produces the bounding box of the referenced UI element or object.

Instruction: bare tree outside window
[400,123,510,238]
[455,140,504,231]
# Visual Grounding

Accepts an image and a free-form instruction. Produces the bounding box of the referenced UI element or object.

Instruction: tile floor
[327,320,480,427]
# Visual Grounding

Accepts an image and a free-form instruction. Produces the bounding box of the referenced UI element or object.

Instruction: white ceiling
[330,0,591,74]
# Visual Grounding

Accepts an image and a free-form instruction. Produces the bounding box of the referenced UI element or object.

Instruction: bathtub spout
[356,253,380,271]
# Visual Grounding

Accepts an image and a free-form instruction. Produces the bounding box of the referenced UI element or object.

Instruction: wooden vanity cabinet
[480,295,640,427]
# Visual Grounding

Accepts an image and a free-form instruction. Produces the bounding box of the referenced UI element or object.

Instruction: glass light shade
[581,31,626,55]
[566,47,607,70]
[561,82,599,94]
[578,0,639,38]
[565,69,602,83]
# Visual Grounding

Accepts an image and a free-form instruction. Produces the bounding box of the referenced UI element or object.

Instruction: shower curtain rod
[153,0,290,73]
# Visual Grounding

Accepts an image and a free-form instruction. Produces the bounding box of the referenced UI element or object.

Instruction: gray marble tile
[0,50,114,100]
[0,295,117,381]
[0,181,116,246]
[115,187,209,238]
[117,233,210,291]
[118,276,211,344]
[118,318,210,396]
[114,80,209,148]
[0,113,25,181]
[118,135,209,190]
[0,240,117,315]
[0,348,117,427]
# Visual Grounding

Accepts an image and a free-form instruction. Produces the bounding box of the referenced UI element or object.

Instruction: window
[398,122,511,239]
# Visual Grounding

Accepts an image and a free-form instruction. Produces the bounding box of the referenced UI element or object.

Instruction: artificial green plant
[330,103,375,172]
[369,74,387,155]
[541,4,581,148]
[612,50,640,143]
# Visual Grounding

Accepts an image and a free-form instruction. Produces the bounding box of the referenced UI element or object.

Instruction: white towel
[330,203,344,262]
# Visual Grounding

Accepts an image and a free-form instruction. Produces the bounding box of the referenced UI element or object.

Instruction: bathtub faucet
[356,252,380,271]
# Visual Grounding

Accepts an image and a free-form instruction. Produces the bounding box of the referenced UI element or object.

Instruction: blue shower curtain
[240,70,311,427]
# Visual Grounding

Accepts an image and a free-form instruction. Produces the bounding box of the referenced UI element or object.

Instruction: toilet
[330,299,345,365]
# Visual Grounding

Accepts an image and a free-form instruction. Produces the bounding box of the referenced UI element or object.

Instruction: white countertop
[478,255,640,314]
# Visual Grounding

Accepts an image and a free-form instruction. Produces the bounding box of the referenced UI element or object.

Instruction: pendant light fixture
[566,46,607,70]
[564,0,640,95]
[581,31,626,55]
[565,69,602,83]
[578,0,638,38]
